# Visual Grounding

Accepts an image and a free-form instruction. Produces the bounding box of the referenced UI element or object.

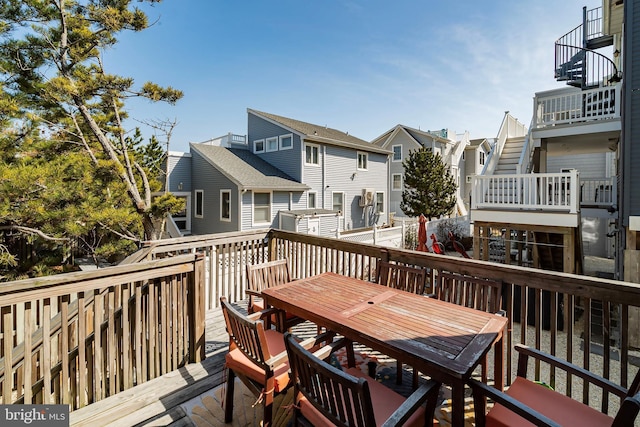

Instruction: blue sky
[105,0,602,152]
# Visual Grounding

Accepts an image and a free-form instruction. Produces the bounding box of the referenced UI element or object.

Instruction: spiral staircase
[554,6,620,89]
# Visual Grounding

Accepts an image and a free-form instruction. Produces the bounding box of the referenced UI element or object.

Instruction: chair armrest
[382,380,441,427]
[247,307,281,322]
[515,344,627,397]
[298,331,336,352]
[311,337,350,360]
[246,289,262,297]
[424,293,436,298]
[468,379,562,427]
[265,349,290,369]
[613,391,640,426]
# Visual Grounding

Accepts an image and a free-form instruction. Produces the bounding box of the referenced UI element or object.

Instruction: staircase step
[587,35,614,50]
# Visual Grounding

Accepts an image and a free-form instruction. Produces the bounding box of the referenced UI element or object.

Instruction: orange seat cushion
[298,367,427,427]
[225,329,290,393]
[486,377,614,427]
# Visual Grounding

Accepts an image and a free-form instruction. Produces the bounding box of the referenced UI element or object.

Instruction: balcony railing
[2,229,639,420]
[471,171,580,213]
[534,85,620,128]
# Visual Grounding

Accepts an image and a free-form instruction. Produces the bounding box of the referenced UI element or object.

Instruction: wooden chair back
[434,271,503,314]
[284,332,378,427]
[377,261,427,295]
[220,296,272,371]
[247,259,291,293]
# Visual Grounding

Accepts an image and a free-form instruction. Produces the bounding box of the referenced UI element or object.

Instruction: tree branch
[0,225,70,242]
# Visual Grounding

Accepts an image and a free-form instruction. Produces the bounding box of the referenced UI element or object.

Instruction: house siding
[190,151,239,234]
[167,153,191,193]
[547,152,608,178]
[247,113,302,181]
[241,190,302,231]
[324,146,388,229]
[624,0,640,220]
[387,133,422,217]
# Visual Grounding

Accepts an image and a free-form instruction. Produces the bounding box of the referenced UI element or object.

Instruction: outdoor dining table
[261,271,508,427]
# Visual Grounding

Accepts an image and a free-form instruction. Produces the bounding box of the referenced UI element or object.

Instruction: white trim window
[307,191,317,209]
[392,173,403,191]
[357,152,368,170]
[254,139,265,153]
[220,189,231,222]
[266,136,278,152]
[479,151,486,165]
[253,192,271,224]
[392,145,402,162]
[305,143,320,165]
[195,190,204,218]
[375,192,385,214]
[332,192,344,214]
[279,134,293,150]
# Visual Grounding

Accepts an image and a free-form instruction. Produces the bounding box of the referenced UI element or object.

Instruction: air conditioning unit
[359,188,375,207]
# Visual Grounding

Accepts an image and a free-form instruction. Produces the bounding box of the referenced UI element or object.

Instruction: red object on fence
[417,214,428,252]
[449,231,471,258]
[431,233,445,254]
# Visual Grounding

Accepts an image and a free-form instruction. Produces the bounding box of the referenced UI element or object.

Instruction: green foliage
[0,0,184,278]
[400,148,457,220]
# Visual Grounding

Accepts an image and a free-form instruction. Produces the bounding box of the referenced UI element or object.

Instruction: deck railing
[2,229,640,419]
[534,85,620,128]
[0,254,205,409]
[471,171,580,213]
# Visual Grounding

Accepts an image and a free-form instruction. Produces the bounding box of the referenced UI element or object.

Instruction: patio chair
[246,259,305,330]
[283,332,442,427]
[377,260,428,295]
[428,271,504,384]
[220,297,332,426]
[469,344,640,427]
[377,260,428,386]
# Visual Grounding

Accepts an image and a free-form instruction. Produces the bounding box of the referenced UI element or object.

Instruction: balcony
[531,86,621,146]
[1,229,638,425]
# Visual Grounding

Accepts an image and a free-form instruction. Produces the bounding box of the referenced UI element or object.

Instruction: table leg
[451,379,465,427]
[494,335,505,391]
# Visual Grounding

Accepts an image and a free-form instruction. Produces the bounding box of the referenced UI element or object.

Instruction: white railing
[516,117,535,174]
[472,170,580,213]
[534,85,620,128]
[580,176,616,207]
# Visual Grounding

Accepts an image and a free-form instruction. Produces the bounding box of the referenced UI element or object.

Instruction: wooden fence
[0,254,205,410]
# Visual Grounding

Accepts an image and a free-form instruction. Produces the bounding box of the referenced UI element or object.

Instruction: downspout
[322,145,327,209]
[240,188,246,230]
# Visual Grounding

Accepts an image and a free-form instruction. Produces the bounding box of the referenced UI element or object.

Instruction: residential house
[371,125,469,218]
[165,109,391,237]
[461,138,492,212]
[470,1,631,281]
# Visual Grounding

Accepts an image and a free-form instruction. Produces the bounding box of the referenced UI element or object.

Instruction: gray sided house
[189,143,309,235]
[371,125,459,218]
[247,109,391,232]
[462,138,492,211]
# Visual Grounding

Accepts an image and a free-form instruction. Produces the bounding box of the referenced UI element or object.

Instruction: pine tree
[0,0,182,241]
[400,148,457,220]
[0,1,185,276]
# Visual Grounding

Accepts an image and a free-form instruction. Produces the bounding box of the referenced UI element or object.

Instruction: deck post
[189,253,206,363]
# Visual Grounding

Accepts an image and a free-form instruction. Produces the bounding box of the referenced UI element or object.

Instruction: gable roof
[468,138,492,151]
[248,109,391,155]
[371,124,451,149]
[191,143,310,192]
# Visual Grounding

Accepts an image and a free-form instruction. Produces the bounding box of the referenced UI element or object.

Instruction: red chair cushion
[225,329,290,393]
[486,377,614,427]
[298,367,427,427]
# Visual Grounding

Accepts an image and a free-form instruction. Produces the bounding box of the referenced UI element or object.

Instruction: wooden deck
[70,299,476,426]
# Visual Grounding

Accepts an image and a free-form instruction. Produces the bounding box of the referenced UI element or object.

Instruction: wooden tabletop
[261,271,507,382]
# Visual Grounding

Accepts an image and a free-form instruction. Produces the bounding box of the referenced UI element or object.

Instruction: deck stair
[482,136,526,204]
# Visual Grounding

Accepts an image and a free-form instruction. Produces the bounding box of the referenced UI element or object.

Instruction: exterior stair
[494,136,525,175]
